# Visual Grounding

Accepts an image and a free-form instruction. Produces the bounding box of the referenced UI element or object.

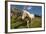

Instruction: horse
[22,10,35,28]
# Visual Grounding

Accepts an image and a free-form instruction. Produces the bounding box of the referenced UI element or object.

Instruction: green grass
[11,15,42,29]
[29,17,42,28]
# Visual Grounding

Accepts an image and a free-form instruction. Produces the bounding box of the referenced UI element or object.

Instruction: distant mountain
[35,14,41,17]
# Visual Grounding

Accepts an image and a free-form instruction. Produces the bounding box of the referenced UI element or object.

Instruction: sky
[11,5,42,16]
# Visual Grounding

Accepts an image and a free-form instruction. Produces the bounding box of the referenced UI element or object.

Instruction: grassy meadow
[11,16,42,29]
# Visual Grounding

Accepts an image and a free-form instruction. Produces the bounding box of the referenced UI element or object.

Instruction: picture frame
[5,1,45,33]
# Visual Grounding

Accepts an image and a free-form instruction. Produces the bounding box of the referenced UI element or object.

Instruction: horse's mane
[23,10,34,16]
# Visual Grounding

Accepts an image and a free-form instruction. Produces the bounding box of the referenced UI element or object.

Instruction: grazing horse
[22,10,35,28]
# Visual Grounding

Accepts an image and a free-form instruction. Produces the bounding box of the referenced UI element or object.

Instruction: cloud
[27,7,32,10]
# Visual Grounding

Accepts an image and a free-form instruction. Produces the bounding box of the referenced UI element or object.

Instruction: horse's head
[22,11,28,20]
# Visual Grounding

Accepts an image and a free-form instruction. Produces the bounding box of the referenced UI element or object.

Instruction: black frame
[5,1,45,33]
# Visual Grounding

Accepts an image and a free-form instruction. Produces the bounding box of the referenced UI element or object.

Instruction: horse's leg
[27,20,29,28]
[30,18,33,27]
[27,17,29,27]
